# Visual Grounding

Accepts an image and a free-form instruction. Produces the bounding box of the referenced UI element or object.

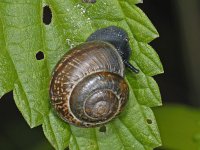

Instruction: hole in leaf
[99,125,106,132]
[43,5,52,25]
[36,51,44,60]
[147,119,152,124]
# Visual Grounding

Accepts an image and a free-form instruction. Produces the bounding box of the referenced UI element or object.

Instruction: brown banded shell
[49,41,129,127]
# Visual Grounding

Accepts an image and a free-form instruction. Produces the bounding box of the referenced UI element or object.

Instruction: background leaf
[0,0,163,149]
[154,104,200,150]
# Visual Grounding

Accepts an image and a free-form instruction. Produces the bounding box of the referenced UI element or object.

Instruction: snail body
[50,26,138,127]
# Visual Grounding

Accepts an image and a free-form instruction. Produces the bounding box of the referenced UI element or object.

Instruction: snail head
[86,26,139,73]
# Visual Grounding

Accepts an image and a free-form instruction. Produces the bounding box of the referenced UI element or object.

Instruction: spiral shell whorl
[50,41,128,127]
[70,72,129,126]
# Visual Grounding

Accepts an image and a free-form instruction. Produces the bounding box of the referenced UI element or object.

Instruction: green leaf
[126,73,162,107]
[0,0,50,127]
[130,42,163,76]
[0,0,163,150]
[0,18,17,98]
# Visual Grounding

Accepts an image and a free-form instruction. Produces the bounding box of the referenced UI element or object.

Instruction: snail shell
[50,41,129,127]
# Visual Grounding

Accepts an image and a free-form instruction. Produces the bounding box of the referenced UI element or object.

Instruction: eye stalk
[86,26,139,73]
[123,60,139,74]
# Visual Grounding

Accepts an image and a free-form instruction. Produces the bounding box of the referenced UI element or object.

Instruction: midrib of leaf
[93,128,100,150]
[37,0,55,127]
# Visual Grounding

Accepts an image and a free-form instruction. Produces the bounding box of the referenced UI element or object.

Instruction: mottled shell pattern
[50,41,129,127]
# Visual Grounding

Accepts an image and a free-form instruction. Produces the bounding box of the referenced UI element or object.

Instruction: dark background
[140,0,200,106]
[0,0,200,149]
[141,1,189,105]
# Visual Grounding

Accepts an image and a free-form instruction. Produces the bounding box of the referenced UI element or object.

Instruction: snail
[49,26,139,127]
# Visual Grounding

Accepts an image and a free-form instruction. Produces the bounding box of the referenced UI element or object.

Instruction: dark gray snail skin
[50,26,139,128]
[87,26,139,73]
